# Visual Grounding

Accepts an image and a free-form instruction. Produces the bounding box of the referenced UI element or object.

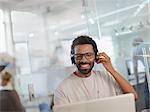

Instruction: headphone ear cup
[71,56,75,64]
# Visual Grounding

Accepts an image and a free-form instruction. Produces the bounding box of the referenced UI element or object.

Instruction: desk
[23,96,52,112]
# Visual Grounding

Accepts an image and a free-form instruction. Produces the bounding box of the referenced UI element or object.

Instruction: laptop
[53,94,136,112]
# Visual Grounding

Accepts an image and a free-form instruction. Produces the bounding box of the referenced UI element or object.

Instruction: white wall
[16,66,75,100]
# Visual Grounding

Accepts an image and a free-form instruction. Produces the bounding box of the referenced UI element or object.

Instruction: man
[132,37,150,84]
[54,35,138,105]
[132,37,150,109]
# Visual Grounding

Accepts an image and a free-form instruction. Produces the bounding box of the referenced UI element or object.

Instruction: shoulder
[55,73,75,91]
[0,90,13,94]
[94,70,110,78]
[0,90,15,101]
[0,90,19,98]
[94,70,116,82]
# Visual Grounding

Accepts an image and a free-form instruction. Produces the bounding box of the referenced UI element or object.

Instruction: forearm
[109,69,138,100]
[96,52,138,100]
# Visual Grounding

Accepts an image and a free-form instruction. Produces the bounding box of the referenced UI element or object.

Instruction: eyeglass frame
[72,52,95,61]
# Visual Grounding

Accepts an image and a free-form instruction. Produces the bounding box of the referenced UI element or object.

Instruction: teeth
[80,64,89,68]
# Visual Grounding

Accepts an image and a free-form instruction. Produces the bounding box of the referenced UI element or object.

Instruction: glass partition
[85,0,150,111]
[0,9,6,52]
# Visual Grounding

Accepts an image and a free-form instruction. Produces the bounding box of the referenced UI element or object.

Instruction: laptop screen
[53,94,136,112]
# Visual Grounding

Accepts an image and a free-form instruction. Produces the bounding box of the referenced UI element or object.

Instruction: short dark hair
[71,35,98,64]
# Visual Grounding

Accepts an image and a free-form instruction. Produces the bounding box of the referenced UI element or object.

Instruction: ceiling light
[88,18,95,24]
[102,20,120,27]
[115,31,132,36]
[28,33,34,38]
[81,14,85,19]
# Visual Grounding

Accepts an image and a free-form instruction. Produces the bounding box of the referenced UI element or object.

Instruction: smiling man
[54,35,138,105]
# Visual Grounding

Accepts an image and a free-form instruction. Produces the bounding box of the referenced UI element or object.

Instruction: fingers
[96,58,107,64]
[99,52,110,59]
[96,52,110,64]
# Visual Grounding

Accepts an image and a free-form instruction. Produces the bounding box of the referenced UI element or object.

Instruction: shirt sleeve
[107,71,123,95]
[113,78,123,95]
[100,70,123,95]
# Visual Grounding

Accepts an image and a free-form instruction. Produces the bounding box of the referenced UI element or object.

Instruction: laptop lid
[53,94,136,112]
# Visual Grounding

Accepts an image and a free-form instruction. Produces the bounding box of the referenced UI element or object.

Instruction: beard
[76,61,94,75]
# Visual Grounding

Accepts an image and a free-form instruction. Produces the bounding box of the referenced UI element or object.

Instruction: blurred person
[0,53,25,112]
[132,37,150,84]
[132,37,150,109]
[0,53,16,75]
[0,53,16,89]
[0,71,25,112]
[54,35,138,105]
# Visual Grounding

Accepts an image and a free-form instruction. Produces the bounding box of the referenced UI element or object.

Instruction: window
[15,42,31,74]
[0,9,6,52]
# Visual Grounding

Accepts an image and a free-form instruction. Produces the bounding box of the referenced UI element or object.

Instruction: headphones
[71,47,75,64]
[71,55,75,64]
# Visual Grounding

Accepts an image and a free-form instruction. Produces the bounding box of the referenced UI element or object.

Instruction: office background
[0,0,150,111]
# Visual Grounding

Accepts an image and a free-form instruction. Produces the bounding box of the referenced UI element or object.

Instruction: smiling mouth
[79,64,90,69]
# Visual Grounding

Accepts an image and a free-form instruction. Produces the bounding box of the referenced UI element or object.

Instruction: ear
[71,56,75,64]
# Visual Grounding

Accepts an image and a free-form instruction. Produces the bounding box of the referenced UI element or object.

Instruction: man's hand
[96,52,138,100]
[96,52,115,73]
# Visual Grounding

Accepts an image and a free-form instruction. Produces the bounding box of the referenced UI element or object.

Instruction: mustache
[79,62,90,65]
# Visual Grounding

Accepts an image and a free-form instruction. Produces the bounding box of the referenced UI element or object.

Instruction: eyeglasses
[73,52,95,61]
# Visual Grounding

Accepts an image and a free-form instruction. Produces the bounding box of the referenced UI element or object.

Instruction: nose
[80,55,87,62]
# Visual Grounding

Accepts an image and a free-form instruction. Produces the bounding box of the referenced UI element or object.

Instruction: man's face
[74,44,95,75]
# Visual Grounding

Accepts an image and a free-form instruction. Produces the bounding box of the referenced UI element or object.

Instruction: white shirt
[54,70,122,105]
